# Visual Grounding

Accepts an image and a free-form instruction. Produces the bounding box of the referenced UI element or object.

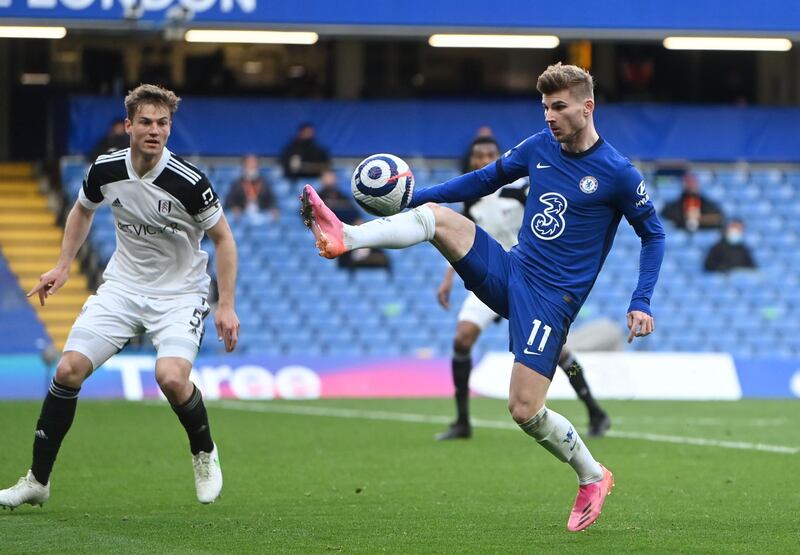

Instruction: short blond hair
[536,63,594,100]
[124,84,181,120]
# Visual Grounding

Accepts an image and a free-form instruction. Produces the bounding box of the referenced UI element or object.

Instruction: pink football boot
[567,465,615,532]
[300,184,347,259]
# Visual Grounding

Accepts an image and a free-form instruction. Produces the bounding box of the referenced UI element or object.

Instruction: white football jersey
[78,147,222,297]
[464,177,528,251]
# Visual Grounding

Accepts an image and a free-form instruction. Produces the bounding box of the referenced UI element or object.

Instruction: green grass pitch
[0,398,798,554]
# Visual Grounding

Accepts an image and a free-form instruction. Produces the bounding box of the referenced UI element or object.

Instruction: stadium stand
[0,253,48,353]
[52,158,800,360]
[0,163,89,351]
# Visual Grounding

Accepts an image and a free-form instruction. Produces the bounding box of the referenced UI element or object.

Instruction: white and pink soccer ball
[351,153,415,217]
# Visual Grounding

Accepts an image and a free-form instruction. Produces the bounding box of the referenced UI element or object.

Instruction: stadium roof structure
[1,0,799,42]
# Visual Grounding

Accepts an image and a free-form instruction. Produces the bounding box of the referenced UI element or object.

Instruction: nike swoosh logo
[523,348,541,356]
[536,163,551,169]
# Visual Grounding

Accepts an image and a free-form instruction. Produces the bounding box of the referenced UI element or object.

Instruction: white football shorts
[63,283,210,369]
[456,291,501,331]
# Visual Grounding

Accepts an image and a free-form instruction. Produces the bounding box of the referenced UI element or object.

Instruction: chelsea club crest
[579,176,598,194]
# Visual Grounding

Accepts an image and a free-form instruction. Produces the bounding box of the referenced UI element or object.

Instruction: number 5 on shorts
[189,308,204,330]
[526,319,552,353]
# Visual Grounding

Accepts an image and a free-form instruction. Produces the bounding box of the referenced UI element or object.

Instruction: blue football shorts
[451,225,571,379]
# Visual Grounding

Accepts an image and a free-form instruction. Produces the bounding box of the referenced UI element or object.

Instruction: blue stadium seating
[0,254,49,353]
[52,160,800,359]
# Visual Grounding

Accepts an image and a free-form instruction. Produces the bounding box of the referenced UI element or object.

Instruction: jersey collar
[559,136,604,159]
[125,147,172,182]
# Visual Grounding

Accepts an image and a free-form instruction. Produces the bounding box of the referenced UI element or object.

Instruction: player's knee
[423,202,445,216]
[425,203,456,229]
[156,369,189,400]
[453,332,476,355]
[508,397,544,425]
[54,356,91,388]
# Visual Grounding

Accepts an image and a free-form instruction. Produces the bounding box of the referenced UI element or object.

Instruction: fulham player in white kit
[0,84,239,509]
[435,138,610,441]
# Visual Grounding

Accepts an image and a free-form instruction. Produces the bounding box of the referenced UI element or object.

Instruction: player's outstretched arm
[411,135,535,208]
[411,165,511,207]
[27,201,95,306]
[206,214,240,352]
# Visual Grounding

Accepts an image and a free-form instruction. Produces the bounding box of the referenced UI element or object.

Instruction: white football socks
[343,206,436,250]
[519,406,604,485]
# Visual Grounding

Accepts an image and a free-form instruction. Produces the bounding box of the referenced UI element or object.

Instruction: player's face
[125,103,171,159]
[541,89,591,144]
[469,144,500,171]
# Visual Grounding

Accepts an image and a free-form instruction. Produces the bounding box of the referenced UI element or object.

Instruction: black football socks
[452,352,472,425]
[171,384,214,455]
[31,379,81,485]
[562,354,604,418]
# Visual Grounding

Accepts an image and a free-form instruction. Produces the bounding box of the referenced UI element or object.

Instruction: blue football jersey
[498,129,656,313]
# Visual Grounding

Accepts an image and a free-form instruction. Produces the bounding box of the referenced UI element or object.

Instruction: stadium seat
[50,159,800,360]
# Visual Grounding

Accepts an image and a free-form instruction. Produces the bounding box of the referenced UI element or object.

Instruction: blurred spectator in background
[280,122,330,181]
[661,172,723,231]
[225,155,279,223]
[339,244,391,271]
[704,219,757,272]
[317,170,359,224]
[88,118,128,160]
[461,125,495,173]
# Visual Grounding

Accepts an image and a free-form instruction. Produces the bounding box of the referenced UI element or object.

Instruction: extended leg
[301,186,475,262]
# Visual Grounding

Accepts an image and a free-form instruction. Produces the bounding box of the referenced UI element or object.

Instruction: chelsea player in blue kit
[301,63,665,532]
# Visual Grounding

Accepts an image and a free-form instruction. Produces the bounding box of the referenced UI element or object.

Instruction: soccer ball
[351,153,415,217]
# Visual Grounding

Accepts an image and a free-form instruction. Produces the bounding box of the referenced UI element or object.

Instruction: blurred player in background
[301,63,665,531]
[435,137,610,441]
[0,84,239,510]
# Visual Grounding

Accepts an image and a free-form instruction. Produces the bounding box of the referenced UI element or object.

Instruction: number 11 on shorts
[527,319,552,353]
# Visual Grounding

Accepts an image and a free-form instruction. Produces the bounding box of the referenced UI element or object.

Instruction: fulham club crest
[158,200,172,214]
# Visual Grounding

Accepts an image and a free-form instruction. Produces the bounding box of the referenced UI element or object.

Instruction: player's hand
[215,305,240,352]
[626,310,654,343]
[27,266,70,307]
[437,280,452,309]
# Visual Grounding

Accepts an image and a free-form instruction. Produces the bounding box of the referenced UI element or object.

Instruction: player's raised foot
[192,443,223,504]
[567,465,614,532]
[300,184,346,259]
[588,412,611,438]
[435,422,472,441]
[0,470,50,510]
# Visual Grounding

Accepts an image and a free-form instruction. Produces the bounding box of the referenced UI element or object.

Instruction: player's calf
[518,406,603,483]
[426,203,476,262]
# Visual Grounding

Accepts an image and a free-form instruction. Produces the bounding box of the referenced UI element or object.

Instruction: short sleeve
[187,176,223,230]
[614,164,655,225]
[77,164,104,210]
